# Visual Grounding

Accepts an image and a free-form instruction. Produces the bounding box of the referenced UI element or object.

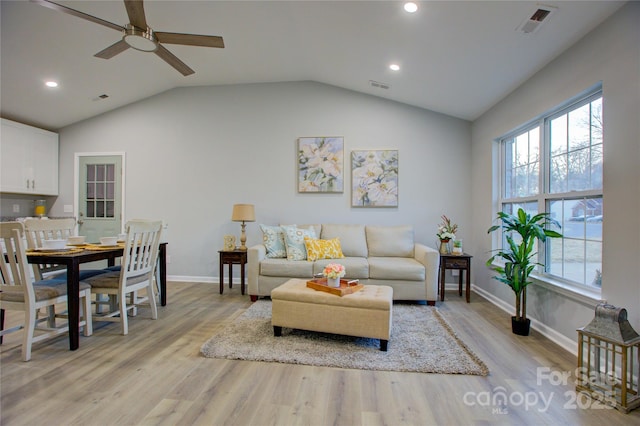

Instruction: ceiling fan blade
[30,0,124,32]
[124,0,148,30]
[94,40,130,59]
[155,32,225,49]
[155,44,195,76]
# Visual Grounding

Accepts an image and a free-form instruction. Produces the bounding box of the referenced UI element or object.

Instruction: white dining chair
[0,222,93,361]
[23,218,105,282]
[82,220,162,335]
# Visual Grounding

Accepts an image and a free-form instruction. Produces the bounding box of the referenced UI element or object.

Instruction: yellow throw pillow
[304,237,345,262]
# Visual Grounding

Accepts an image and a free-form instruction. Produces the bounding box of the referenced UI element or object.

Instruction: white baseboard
[167,275,217,284]
[470,284,577,355]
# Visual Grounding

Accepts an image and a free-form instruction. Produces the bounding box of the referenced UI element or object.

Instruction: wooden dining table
[27,242,168,350]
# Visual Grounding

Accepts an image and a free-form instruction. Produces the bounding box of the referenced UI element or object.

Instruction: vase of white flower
[436,215,458,255]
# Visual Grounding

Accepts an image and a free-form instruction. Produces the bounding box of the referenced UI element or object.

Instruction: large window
[497,88,603,290]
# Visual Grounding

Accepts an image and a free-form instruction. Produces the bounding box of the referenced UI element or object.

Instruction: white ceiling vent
[517,4,557,34]
[369,80,391,90]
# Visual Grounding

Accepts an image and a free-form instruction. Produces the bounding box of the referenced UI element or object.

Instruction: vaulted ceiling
[0,0,625,130]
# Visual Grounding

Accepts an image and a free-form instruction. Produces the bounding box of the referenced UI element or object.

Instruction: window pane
[591,98,603,145]
[106,201,114,218]
[87,164,95,181]
[547,236,563,277]
[591,144,603,189]
[529,127,539,163]
[563,239,585,283]
[504,128,539,198]
[96,201,105,218]
[504,139,515,198]
[567,149,590,191]
[106,182,114,199]
[106,164,115,181]
[86,201,94,218]
[550,114,567,155]
[95,182,104,199]
[550,153,567,193]
[568,104,590,152]
[96,165,105,181]
[86,183,95,199]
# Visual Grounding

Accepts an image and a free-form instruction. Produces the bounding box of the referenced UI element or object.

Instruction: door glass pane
[86,183,95,199]
[106,183,114,199]
[96,182,105,199]
[85,163,116,218]
[106,164,115,181]
[96,165,105,181]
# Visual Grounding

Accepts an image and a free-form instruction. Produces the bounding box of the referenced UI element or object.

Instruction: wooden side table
[218,249,247,295]
[439,253,472,303]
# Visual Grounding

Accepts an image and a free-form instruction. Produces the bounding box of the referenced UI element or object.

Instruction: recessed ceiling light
[45,81,58,88]
[404,2,418,13]
[389,64,400,71]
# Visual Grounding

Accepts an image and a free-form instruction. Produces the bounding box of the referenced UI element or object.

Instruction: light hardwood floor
[1,282,639,425]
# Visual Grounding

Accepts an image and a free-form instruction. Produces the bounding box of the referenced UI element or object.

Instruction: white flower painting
[351,150,398,207]
[298,137,344,193]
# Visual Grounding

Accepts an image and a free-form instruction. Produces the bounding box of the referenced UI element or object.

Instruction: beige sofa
[248,224,440,305]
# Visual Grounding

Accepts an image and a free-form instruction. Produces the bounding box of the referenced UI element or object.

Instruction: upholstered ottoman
[271,278,393,351]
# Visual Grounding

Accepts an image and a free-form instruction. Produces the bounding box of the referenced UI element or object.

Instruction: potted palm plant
[486,208,562,336]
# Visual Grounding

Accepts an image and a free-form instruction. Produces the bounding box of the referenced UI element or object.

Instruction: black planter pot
[511,317,531,336]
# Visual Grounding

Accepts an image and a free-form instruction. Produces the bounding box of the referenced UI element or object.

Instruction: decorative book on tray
[306,278,364,296]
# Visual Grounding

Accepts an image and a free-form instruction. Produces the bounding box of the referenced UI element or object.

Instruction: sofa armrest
[248,244,266,296]
[414,243,440,303]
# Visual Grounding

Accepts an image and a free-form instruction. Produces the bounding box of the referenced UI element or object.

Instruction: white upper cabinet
[1,118,59,195]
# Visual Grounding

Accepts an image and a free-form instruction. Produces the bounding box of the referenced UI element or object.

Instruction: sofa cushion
[366,225,415,257]
[282,224,321,238]
[320,224,367,257]
[260,224,287,258]
[368,257,425,281]
[260,258,314,278]
[281,225,317,261]
[304,237,345,261]
[313,257,370,279]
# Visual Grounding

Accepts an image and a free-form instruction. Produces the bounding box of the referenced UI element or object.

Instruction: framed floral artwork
[351,150,398,207]
[298,137,344,193]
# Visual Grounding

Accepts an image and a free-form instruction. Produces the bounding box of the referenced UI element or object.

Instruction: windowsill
[487,261,604,308]
[529,272,604,308]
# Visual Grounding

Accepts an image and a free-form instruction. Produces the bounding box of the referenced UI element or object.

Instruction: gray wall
[470,2,640,343]
[51,81,471,280]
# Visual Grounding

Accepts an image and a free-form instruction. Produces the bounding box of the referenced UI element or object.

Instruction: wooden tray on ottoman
[306,278,364,296]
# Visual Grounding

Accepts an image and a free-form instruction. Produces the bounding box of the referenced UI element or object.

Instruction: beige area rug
[201,301,489,376]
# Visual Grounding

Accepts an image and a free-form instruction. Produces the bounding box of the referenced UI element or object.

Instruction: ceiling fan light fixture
[123,24,158,52]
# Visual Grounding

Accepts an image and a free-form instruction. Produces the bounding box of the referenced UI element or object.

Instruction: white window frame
[495,84,603,299]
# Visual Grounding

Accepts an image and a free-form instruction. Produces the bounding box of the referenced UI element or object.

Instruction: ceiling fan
[32,0,225,76]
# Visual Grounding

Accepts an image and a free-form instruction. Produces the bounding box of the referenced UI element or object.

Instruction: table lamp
[231,204,255,250]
